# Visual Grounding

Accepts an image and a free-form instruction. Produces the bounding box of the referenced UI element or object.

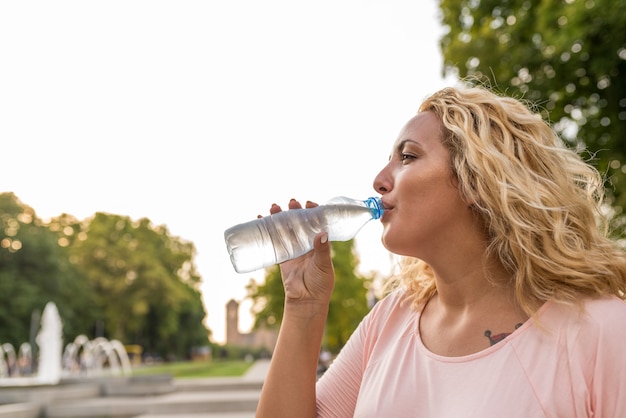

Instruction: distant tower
[226,299,240,345]
[224,299,278,352]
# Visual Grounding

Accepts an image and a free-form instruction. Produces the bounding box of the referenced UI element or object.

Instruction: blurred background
[1,0,624,366]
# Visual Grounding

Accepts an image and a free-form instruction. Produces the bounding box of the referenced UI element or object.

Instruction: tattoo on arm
[484,323,523,346]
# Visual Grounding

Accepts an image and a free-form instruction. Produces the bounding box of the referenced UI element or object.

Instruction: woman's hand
[256,198,334,418]
[268,199,335,306]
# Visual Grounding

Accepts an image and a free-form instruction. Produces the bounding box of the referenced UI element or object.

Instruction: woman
[255,86,626,417]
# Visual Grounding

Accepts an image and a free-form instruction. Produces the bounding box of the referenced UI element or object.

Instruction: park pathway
[0,359,271,418]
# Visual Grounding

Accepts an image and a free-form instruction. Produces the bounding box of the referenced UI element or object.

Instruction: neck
[429,253,516,312]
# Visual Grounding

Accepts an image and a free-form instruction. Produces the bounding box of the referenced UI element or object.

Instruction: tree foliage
[326,240,374,350]
[0,192,210,360]
[57,212,210,359]
[439,0,626,228]
[0,193,97,347]
[246,239,374,353]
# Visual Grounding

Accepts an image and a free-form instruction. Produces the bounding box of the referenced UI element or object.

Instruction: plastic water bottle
[224,196,383,273]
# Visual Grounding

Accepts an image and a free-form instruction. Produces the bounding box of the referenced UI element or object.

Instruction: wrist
[283,299,329,322]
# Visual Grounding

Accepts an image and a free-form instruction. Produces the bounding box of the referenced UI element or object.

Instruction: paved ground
[241,359,270,380]
[135,360,270,418]
[0,359,272,418]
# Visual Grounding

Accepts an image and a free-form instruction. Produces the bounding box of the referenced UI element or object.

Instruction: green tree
[439,0,626,227]
[61,212,210,360]
[325,241,373,350]
[0,193,211,360]
[246,239,375,353]
[0,193,97,347]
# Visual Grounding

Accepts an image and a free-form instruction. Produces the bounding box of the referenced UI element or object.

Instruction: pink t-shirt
[316,289,626,417]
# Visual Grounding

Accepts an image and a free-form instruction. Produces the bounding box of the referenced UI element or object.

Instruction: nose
[373,164,392,194]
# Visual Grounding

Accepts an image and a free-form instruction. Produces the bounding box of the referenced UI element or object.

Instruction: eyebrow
[397,139,422,153]
[389,139,422,161]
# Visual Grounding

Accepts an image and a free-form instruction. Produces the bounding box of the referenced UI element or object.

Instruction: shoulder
[583,294,626,318]
[580,296,626,339]
[512,296,626,416]
[567,296,626,412]
[367,288,415,323]
[359,288,418,345]
[542,295,626,354]
[543,295,626,325]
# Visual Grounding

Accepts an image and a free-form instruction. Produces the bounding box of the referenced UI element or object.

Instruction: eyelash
[400,153,416,163]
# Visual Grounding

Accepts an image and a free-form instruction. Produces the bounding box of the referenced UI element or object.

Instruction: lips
[380,199,393,211]
[379,200,392,222]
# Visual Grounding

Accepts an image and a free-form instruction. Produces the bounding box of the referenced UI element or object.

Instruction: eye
[400,152,417,163]
[395,139,422,164]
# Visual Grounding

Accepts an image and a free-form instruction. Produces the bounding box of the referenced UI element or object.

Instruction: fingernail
[321,233,328,244]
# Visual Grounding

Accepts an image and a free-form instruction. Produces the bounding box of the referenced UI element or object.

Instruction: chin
[380,234,401,256]
[381,234,419,259]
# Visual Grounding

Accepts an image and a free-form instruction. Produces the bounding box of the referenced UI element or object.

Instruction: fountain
[0,303,150,418]
[36,302,63,384]
[0,345,10,377]
[0,342,32,378]
[0,301,132,386]
[62,335,132,377]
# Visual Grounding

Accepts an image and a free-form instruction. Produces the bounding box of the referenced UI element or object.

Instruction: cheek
[380,213,422,256]
[380,181,465,255]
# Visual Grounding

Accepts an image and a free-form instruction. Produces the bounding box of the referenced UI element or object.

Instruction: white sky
[1,0,454,344]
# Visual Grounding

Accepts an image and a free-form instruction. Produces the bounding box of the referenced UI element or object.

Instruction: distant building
[225,299,277,352]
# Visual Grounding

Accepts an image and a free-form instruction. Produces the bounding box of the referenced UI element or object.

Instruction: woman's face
[373,111,473,260]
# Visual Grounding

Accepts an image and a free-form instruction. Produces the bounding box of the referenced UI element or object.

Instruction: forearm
[256,301,328,418]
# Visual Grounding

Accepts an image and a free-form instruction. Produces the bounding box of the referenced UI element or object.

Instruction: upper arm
[316,313,369,417]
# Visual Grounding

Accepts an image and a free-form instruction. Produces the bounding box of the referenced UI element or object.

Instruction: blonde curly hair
[393,86,626,317]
